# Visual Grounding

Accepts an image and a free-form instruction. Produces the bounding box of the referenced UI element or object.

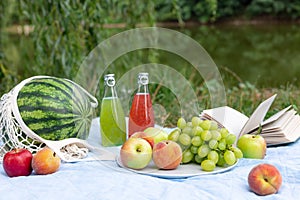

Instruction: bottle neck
[103,85,118,98]
[137,83,149,94]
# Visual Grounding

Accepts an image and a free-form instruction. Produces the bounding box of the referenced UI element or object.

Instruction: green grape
[182,149,194,164]
[191,136,202,146]
[191,116,202,127]
[201,130,212,141]
[208,139,218,149]
[218,142,226,150]
[207,150,219,164]
[190,145,199,154]
[211,130,222,141]
[231,147,243,159]
[224,150,236,165]
[218,139,226,150]
[210,121,218,130]
[177,117,187,129]
[178,133,191,146]
[225,134,236,145]
[197,144,210,158]
[187,122,193,127]
[168,129,181,142]
[182,126,193,136]
[217,153,226,167]
[201,159,216,171]
[220,128,229,138]
[200,120,211,130]
[194,155,203,164]
[192,126,203,136]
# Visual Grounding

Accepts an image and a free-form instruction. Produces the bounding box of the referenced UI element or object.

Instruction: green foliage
[246,0,300,19]
[193,0,217,23]
[1,0,300,126]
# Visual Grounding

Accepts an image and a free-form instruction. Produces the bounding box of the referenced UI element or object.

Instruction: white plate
[116,156,238,179]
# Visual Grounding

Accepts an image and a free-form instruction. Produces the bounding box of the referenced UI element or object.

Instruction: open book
[201,94,300,146]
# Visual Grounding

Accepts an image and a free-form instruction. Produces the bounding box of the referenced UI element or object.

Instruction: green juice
[100,97,126,146]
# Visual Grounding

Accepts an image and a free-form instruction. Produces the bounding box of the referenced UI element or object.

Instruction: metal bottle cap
[104,74,115,87]
[138,72,149,85]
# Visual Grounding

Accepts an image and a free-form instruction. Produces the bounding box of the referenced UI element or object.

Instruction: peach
[32,147,61,175]
[152,140,182,170]
[248,163,282,196]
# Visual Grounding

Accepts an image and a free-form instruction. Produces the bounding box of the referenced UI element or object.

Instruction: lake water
[2,22,300,94]
[186,23,300,87]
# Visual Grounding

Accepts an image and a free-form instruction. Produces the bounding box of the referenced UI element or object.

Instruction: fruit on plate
[16,76,97,141]
[169,116,243,171]
[3,148,33,177]
[152,140,182,170]
[32,147,61,175]
[120,137,152,169]
[130,131,155,147]
[237,134,266,159]
[131,127,168,148]
[248,163,282,196]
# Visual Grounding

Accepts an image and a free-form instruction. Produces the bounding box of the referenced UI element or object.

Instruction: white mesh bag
[0,75,100,162]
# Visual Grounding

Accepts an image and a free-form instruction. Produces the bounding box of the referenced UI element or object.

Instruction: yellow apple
[120,138,152,169]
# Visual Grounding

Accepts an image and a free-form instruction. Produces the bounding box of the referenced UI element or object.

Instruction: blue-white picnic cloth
[1,118,299,200]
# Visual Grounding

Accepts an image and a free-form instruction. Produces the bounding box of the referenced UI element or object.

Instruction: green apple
[120,138,152,169]
[237,134,266,159]
[143,127,168,146]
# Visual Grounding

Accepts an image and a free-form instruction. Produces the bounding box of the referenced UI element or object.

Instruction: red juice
[128,93,155,137]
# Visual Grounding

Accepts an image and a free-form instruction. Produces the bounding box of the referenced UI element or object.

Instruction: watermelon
[15,76,98,141]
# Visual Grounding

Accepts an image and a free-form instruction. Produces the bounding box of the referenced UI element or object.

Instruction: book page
[238,94,277,137]
[201,106,249,136]
[244,105,292,135]
[287,114,300,142]
[261,105,292,126]
[261,110,296,132]
[265,114,300,145]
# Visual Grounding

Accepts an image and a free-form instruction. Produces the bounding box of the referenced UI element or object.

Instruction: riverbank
[3,16,300,36]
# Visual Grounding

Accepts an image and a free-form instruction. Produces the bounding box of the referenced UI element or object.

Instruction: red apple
[120,138,152,169]
[248,163,282,196]
[237,134,266,159]
[3,148,33,177]
[152,140,182,170]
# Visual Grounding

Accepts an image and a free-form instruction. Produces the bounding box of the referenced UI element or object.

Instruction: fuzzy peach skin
[152,140,182,170]
[248,163,282,196]
[32,147,61,175]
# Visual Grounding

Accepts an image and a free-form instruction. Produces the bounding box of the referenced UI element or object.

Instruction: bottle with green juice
[100,74,126,146]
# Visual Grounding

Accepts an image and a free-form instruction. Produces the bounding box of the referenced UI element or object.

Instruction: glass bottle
[100,74,126,146]
[128,72,155,137]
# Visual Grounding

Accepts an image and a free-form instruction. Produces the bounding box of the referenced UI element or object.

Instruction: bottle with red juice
[128,72,155,137]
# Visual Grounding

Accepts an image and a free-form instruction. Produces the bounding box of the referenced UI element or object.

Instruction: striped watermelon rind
[13,76,98,141]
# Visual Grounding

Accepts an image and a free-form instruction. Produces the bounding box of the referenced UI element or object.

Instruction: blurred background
[1,0,300,126]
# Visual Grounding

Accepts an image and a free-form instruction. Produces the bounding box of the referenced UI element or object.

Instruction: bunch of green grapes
[168,117,243,171]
